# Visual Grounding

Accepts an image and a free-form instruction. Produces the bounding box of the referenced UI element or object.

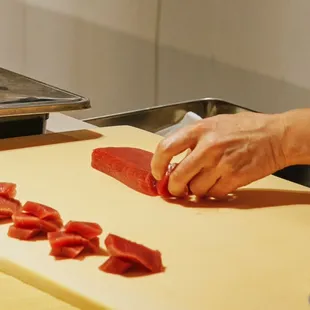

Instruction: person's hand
[151,112,288,198]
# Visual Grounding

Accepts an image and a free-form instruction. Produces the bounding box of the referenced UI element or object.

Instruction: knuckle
[156,139,170,154]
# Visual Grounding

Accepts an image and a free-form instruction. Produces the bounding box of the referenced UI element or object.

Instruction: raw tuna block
[91,147,158,196]
[104,234,164,273]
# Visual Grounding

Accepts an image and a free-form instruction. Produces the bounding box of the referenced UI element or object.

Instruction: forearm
[280,108,310,166]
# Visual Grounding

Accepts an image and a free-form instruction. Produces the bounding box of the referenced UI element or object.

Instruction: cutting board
[0,125,309,310]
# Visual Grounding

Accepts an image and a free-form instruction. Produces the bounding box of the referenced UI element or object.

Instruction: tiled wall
[1,0,310,119]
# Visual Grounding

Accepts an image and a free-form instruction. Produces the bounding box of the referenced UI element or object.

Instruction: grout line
[154,0,162,106]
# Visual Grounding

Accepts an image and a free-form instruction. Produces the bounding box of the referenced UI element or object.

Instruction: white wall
[1,0,310,118]
[0,0,24,73]
[158,0,310,113]
[0,0,157,118]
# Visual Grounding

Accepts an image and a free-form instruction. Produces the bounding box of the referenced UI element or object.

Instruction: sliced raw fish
[50,246,84,258]
[84,237,101,254]
[99,256,133,274]
[7,225,40,240]
[91,147,158,196]
[12,212,40,228]
[64,221,102,239]
[21,201,61,221]
[0,196,21,218]
[48,231,90,248]
[105,234,164,273]
[0,182,16,198]
[40,218,63,232]
[12,212,62,232]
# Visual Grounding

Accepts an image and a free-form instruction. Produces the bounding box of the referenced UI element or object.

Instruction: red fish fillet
[50,246,85,258]
[91,147,158,196]
[104,234,164,273]
[0,196,21,218]
[99,256,133,274]
[12,212,62,232]
[0,182,16,199]
[7,225,40,240]
[64,221,102,240]
[21,201,61,221]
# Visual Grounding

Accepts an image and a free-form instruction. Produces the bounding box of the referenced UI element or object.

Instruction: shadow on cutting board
[0,130,103,151]
[164,188,310,209]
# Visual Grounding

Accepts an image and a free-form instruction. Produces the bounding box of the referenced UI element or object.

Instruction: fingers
[151,126,198,180]
[207,176,240,199]
[167,147,207,196]
[188,168,220,197]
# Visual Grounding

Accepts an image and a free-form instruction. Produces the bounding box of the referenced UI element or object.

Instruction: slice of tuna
[50,246,85,258]
[0,182,16,199]
[84,237,101,254]
[91,147,158,196]
[12,212,62,232]
[7,225,40,240]
[99,256,133,274]
[47,231,90,248]
[21,201,61,221]
[105,234,164,273]
[0,196,21,218]
[64,221,102,240]
[40,218,63,232]
[12,212,40,228]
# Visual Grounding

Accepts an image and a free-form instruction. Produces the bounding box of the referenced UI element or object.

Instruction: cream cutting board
[0,125,309,310]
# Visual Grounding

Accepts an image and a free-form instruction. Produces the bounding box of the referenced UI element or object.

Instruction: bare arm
[151,108,310,198]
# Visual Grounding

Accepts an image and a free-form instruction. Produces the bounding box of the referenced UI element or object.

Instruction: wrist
[279,109,310,166]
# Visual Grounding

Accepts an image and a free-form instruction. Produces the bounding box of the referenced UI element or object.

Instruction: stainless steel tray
[85,98,310,188]
[85,98,253,133]
[0,67,90,117]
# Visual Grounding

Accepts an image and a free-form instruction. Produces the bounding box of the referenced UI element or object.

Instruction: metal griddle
[0,67,90,138]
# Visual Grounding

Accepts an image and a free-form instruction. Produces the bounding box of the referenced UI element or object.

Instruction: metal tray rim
[83,97,255,122]
[0,67,91,117]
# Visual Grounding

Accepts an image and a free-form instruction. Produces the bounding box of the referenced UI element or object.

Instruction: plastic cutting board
[0,126,309,310]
